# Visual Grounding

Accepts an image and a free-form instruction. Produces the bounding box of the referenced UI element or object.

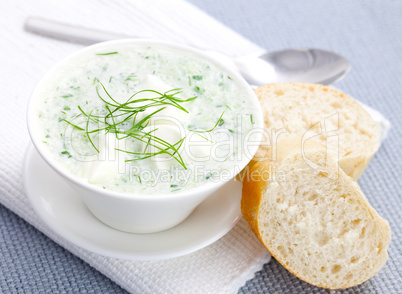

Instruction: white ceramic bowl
[27,39,263,233]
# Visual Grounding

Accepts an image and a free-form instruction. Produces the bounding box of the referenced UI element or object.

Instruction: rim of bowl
[27,39,264,201]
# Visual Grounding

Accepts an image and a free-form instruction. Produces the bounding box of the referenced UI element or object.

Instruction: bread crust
[253,83,380,180]
[241,161,269,236]
[241,138,391,289]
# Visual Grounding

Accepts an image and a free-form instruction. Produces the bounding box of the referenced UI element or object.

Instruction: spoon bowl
[234,48,350,86]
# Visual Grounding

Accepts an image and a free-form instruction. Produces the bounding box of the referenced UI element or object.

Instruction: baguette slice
[253,83,380,180]
[241,138,391,289]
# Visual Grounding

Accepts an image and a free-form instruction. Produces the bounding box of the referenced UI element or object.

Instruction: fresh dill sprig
[188,111,225,133]
[63,81,224,170]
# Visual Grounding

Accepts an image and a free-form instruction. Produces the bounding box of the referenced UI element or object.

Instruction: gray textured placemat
[0,204,127,293]
[0,0,401,293]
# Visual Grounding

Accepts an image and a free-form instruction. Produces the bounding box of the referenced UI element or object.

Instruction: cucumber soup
[33,43,261,194]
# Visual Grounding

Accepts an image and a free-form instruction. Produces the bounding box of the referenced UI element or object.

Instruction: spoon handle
[25,17,132,45]
[24,17,240,77]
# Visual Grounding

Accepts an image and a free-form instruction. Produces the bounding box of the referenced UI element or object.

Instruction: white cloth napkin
[0,0,390,294]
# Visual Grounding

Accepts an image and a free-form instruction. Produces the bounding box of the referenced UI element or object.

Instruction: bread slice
[241,138,391,289]
[253,83,380,180]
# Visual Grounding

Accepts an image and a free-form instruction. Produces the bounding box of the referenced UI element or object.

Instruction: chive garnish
[61,94,73,98]
[250,114,255,124]
[96,52,118,55]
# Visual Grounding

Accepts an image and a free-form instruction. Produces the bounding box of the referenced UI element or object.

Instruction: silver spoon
[233,48,350,86]
[24,17,350,86]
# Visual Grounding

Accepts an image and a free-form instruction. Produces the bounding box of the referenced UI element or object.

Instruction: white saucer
[22,145,243,260]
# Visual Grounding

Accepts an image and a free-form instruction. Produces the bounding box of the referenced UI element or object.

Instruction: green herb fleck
[64,106,71,111]
[170,184,181,192]
[61,94,73,98]
[124,73,137,82]
[61,151,72,158]
[192,75,203,81]
[228,129,234,133]
[194,86,205,94]
[132,174,142,184]
[250,114,255,124]
[96,52,118,55]
[218,118,225,126]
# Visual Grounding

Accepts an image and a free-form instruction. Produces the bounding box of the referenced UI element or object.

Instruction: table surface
[1,0,401,293]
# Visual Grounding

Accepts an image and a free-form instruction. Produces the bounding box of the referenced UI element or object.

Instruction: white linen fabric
[0,0,389,293]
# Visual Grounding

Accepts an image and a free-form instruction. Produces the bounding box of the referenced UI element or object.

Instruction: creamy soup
[33,43,260,194]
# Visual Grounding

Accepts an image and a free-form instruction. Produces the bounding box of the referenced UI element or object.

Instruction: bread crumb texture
[242,139,391,289]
